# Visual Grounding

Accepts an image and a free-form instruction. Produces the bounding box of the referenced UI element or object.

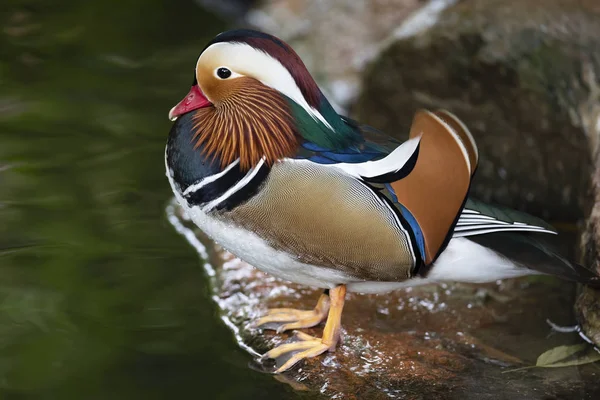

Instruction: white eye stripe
[199,42,332,130]
[214,66,243,80]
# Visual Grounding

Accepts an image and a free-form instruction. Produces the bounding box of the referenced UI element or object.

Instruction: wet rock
[355,0,600,356]
[355,0,600,223]
[576,166,600,347]
[168,203,600,399]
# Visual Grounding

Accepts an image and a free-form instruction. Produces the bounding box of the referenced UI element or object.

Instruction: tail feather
[468,232,600,286]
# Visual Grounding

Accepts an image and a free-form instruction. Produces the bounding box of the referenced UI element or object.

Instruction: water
[3,1,600,399]
[0,1,315,398]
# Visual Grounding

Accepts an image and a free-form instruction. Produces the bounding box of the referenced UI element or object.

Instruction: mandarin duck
[165,29,600,373]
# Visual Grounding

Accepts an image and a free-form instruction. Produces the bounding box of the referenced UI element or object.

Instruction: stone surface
[169,202,600,399]
[354,0,600,352]
[355,0,600,223]
[577,165,600,347]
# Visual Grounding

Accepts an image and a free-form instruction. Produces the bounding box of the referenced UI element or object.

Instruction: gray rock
[356,0,600,353]
[355,0,600,223]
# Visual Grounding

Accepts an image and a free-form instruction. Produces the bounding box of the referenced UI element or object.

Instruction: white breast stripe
[201,158,266,212]
[183,158,240,196]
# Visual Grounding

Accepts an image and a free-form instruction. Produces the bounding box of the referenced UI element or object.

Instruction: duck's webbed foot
[260,285,346,373]
[254,290,330,333]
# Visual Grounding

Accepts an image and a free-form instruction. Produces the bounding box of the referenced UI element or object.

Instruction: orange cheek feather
[191,77,300,170]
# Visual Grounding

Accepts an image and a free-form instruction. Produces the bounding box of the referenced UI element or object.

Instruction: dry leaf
[536,344,600,368]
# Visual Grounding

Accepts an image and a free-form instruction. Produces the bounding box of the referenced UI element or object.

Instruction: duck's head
[168,29,357,170]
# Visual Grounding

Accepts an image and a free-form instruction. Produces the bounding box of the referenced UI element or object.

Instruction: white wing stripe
[454,223,542,232]
[456,220,509,226]
[455,208,556,237]
[458,215,497,221]
[453,226,556,237]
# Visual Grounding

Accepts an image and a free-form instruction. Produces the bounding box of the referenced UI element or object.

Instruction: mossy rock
[355,0,600,222]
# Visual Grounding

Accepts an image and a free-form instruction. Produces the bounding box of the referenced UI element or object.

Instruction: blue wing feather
[296,117,399,165]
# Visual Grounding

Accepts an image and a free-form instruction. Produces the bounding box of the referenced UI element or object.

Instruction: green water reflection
[0,1,310,398]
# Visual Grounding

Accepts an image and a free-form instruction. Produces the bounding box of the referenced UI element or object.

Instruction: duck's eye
[216,67,232,79]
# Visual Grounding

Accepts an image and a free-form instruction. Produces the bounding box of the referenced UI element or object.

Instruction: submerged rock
[168,202,600,399]
[355,0,600,351]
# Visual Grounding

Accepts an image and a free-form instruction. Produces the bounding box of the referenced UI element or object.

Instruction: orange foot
[255,291,330,333]
[260,285,346,373]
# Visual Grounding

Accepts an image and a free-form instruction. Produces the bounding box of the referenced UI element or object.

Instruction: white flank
[426,237,535,283]
[201,157,266,212]
[322,237,539,294]
[199,42,333,130]
[183,159,240,196]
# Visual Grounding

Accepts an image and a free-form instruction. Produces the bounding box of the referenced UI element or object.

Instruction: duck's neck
[288,93,362,150]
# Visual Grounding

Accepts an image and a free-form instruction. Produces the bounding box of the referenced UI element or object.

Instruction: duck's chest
[167,154,415,287]
[165,150,351,288]
[180,196,352,288]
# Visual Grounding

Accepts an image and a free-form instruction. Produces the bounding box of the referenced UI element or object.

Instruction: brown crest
[241,37,322,109]
[192,78,300,170]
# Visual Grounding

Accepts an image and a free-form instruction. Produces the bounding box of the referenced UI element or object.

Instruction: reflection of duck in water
[165,29,599,373]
